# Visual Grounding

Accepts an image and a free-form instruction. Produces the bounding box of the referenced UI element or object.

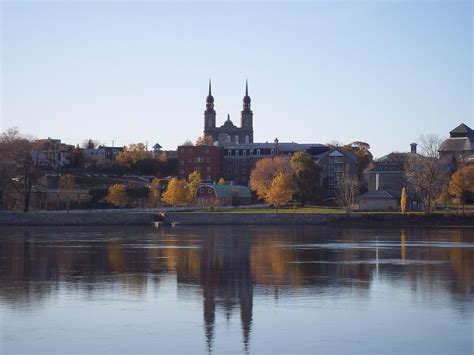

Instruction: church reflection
[0,225,473,353]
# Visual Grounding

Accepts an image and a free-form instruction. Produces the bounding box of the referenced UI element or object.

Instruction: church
[203,80,254,145]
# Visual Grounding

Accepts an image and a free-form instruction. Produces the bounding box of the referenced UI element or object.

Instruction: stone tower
[240,80,253,143]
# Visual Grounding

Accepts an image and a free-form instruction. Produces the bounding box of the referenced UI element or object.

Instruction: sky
[1,0,472,158]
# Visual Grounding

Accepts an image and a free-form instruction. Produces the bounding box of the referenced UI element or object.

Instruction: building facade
[177,145,222,182]
[203,80,254,145]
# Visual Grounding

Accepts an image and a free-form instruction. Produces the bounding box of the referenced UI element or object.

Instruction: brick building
[177,145,222,182]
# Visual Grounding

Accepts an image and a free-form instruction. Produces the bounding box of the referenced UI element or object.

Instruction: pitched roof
[359,190,398,199]
[198,184,252,198]
[315,148,357,162]
[439,137,474,152]
[450,123,473,136]
[368,164,404,173]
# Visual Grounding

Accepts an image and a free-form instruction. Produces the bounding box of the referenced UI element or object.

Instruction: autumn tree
[161,178,187,208]
[266,172,295,211]
[187,171,201,204]
[58,174,76,212]
[0,128,40,212]
[149,178,162,207]
[290,152,321,205]
[448,165,474,215]
[196,135,214,146]
[400,187,407,214]
[250,156,292,201]
[335,170,359,212]
[116,143,148,167]
[106,184,128,207]
[217,177,225,185]
[342,141,373,191]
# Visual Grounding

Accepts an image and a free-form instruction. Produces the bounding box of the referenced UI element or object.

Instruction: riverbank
[1,210,472,227]
[162,212,474,227]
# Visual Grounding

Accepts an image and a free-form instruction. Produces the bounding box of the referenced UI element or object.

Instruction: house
[359,164,414,211]
[439,123,474,163]
[31,138,75,170]
[195,184,252,206]
[315,148,358,190]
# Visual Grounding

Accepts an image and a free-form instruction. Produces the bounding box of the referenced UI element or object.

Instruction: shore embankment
[162,212,474,227]
[0,210,473,227]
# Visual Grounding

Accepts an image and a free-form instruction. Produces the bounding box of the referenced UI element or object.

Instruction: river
[0,225,473,354]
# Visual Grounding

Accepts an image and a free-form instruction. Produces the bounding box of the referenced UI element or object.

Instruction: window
[250,150,253,156]
[245,135,250,143]
[207,157,211,163]
[206,167,211,173]
[205,148,209,154]
[194,166,201,172]
[208,188,213,193]
[199,188,204,193]
[235,150,239,156]
[227,150,232,156]
[235,135,239,143]
[271,149,275,156]
[243,150,247,156]
[256,149,261,155]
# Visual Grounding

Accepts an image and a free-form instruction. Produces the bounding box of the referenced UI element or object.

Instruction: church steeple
[206,78,214,110]
[243,79,251,111]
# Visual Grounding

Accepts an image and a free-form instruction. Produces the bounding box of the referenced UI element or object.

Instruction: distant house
[31,138,75,170]
[439,123,474,163]
[315,148,358,190]
[177,145,222,182]
[359,164,415,211]
[195,184,252,206]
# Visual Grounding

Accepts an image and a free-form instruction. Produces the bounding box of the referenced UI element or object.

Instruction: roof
[223,142,326,151]
[439,137,474,152]
[450,123,473,137]
[359,190,398,199]
[315,148,357,162]
[368,164,404,173]
[197,184,252,198]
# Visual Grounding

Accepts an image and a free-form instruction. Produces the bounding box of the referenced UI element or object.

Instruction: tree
[335,170,359,212]
[0,128,40,212]
[161,178,187,208]
[58,174,76,212]
[187,171,201,204]
[342,141,373,192]
[448,165,474,215]
[217,177,225,185]
[182,139,194,146]
[290,152,321,205]
[406,155,447,214]
[116,143,147,167]
[149,178,162,207]
[400,187,407,214]
[418,134,444,159]
[266,172,295,211]
[196,135,214,146]
[250,157,292,201]
[106,184,128,207]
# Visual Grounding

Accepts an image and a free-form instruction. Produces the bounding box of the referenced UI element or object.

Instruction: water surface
[1,225,473,354]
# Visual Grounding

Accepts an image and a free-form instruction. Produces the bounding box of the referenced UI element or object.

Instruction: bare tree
[406,154,447,214]
[0,128,41,212]
[81,139,100,149]
[336,170,359,212]
[418,134,444,159]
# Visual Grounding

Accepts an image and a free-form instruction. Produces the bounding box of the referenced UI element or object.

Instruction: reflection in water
[0,226,473,353]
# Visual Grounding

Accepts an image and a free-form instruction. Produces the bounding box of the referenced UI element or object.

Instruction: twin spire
[206,79,251,110]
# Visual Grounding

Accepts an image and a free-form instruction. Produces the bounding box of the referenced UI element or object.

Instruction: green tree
[400,187,407,214]
[106,184,128,207]
[267,172,295,211]
[290,152,321,205]
[161,178,187,208]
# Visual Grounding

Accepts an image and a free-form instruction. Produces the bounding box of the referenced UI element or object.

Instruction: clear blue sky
[1,1,472,158]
